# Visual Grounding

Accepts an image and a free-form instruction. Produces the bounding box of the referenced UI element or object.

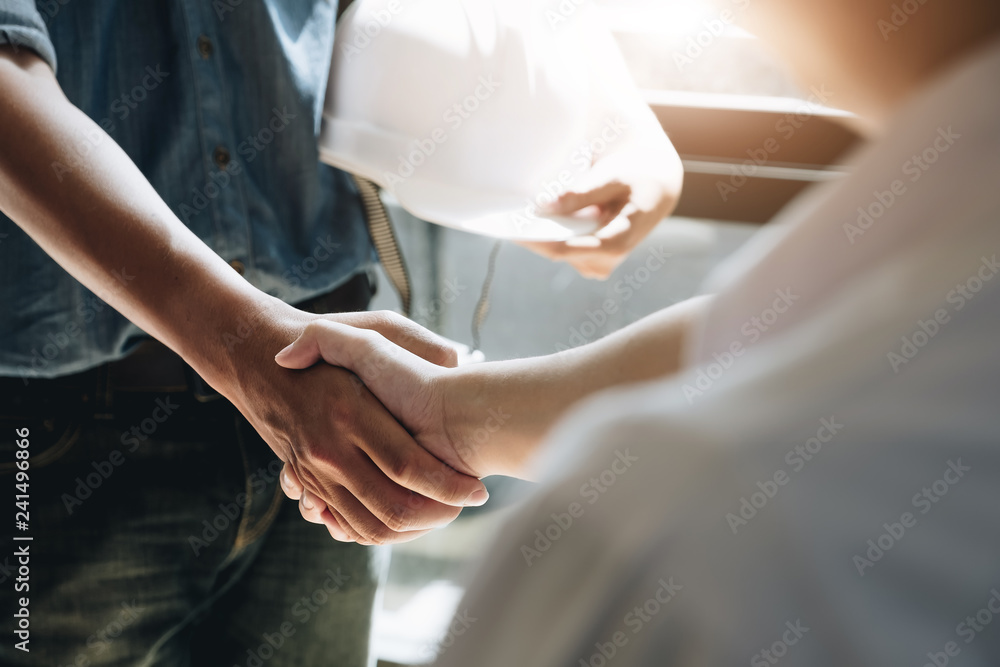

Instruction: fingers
[319,481,436,545]
[303,424,485,524]
[294,488,362,543]
[297,488,326,523]
[280,462,303,500]
[287,380,485,537]
[293,470,470,543]
[545,181,632,225]
[274,323,452,452]
[273,322,329,369]
[276,320,431,389]
[299,492,356,542]
[273,320,362,370]
[285,464,355,543]
[569,254,622,280]
[321,506,357,542]
[275,311,460,372]
[357,415,488,505]
[333,310,459,368]
[296,465,445,544]
[518,236,627,280]
[521,202,664,279]
[520,179,635,279]
[275,331,480,544]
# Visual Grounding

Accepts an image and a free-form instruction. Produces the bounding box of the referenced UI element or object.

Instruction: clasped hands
[272,313,502,545]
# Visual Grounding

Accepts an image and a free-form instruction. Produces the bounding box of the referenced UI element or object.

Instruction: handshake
[210,147,688,546]
[251,311,530,545]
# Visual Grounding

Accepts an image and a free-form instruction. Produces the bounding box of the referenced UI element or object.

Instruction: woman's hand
[520,144,683,279]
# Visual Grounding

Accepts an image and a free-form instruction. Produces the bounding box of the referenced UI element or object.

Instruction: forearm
[446,295,710,477]
[0,48,303,390]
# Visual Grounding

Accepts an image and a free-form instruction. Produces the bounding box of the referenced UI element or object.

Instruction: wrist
[441,363,519,477]
[440,365,487,475]
[440,362,538,479]
[187,290,311,402]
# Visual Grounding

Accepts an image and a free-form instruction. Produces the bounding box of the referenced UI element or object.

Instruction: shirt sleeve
[0,1,57,73]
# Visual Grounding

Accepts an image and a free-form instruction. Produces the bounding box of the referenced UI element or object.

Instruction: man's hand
[273,319,463,542]
[220,309,488,546]
[520,147,682,279]
[275,318,466,463]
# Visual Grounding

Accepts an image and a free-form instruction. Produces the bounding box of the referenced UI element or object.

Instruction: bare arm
[0,48,284,380]
[0,47,488,543]
[443,296,709,475]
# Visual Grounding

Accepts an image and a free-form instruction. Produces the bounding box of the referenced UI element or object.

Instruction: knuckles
[338,308,458,368]
[384,456,414,487]
[365,309,406,333]
[438,345,459,368]
[356,518,402,545]
[303,318,338,339]
[381,504,413,533]
[298,436,349,478]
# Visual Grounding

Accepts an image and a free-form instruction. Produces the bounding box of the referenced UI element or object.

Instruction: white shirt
[434,38,1000,667]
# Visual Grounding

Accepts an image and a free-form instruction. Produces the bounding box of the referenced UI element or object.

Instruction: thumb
[274,328,325,369]
[546,181,631,225]
[275,320,433,398]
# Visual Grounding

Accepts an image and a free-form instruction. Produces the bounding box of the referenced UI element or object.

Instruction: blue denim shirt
[0,0,374,379]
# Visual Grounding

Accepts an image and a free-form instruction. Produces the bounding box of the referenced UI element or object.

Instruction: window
[601,0,862,223]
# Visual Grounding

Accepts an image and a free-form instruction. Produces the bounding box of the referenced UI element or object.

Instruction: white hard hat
[319,0,633,240]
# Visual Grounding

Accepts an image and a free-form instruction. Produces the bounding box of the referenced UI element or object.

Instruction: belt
[0,271,374,415]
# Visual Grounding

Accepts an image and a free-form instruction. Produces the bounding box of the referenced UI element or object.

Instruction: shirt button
[197,35,213,59]
[229,259,246,276]
[214,146,231,170]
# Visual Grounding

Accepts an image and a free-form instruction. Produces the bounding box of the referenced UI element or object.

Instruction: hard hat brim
[320,119,602,242]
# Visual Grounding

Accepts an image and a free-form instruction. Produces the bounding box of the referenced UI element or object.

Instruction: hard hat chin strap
[352,174,413,318]
[471,240,502,352]
[334,4,409,312]
[352,173,502,355]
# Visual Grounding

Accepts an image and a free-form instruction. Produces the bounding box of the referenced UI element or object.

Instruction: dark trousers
[0,273,387,666]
